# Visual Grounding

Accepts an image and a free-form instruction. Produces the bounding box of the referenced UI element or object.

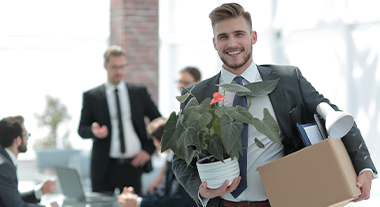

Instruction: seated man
[117,117,197,207]
[0,115,56,207]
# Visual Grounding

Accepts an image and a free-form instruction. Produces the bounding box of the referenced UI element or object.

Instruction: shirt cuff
[197,189,209,207]
[34,184,43,199]
[359,168,378,179]
[136,196,142,207]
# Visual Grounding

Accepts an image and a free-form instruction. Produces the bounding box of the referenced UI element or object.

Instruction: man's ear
[251,31,257,45]
[213,38,217,50]
[15,136,22,146]
[104,63,108,69]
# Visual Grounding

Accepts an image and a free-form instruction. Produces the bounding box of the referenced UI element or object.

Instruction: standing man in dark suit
[117,117,197,207]
[78,45,161,194]
[172,3,377,207]
[0,115,56,207]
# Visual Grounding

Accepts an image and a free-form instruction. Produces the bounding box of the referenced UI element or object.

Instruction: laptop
[55,166,116,203]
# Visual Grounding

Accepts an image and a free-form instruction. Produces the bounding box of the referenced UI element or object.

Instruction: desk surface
[41,194,119,207]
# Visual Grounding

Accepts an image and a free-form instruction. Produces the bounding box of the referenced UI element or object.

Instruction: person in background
[0,115,56,207]
[117,117,197,207]
[176,66,202,91]
[78,45,161,194]
[172,3,377,207]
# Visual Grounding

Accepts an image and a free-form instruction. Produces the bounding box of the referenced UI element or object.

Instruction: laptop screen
[55,166,86,201]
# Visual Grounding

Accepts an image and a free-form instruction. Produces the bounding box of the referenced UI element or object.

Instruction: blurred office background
[0,0,379,206]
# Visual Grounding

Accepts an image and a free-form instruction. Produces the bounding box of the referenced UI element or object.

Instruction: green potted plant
[161,79,283,188]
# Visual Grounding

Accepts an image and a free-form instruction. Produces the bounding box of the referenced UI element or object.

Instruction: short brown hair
[209,3,252,33]
[180,66,201,82]
[0,115,24,148]
[147,117,167,142]
[103,45,127,64]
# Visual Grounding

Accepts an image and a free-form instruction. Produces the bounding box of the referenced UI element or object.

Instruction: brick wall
[110,0,159,104]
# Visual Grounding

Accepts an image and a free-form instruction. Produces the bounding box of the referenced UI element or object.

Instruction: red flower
[210,92,225,105]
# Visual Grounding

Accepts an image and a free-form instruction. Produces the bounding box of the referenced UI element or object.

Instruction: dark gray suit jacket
[0,147,43,207]
[78,83,161,190]
[172,65,377,207]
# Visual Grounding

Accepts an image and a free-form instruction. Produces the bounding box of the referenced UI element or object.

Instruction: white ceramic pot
[196,155,240,189]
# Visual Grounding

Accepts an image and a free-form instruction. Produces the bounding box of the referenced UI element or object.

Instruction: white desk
[41,194,119,207]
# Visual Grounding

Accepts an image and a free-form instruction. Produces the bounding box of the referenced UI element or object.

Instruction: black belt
[110,157,133,165]
[221,199,270,207]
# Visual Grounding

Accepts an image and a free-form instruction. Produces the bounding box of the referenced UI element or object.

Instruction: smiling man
[78,45,161,194]
[171,3,377,207]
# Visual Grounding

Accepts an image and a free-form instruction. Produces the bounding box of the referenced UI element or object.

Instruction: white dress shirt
[105,79,142,158]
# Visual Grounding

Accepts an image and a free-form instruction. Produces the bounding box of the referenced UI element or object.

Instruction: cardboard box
[257,138,360,207]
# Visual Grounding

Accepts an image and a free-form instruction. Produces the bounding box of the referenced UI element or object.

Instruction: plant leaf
[183,97,199,119]
[194,131,207,150]
[176,93,191,103]
[214,106,235,117]
[255,138,265,148]
[212,117,221,137]
[161,111,178,152]
[217,83,252,93]
[251,108,282,147]
[177,120,199,160]
[220,114,243,160]
[236,79,280,97]
[188,111,212,131]
[184,146,196,167]
[206,133,224,162]
[229,105,254,125]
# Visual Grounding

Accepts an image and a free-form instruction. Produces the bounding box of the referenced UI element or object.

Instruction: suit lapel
[258,65,293,138]
[126,83,136,121]
[202,73,220,103]
[98,84,111,124]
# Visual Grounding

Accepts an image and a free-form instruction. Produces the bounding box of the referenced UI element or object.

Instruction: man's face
[104,55,127,85]
[213,16,257,75]
[177,71,197,91]
[18,124,28,153]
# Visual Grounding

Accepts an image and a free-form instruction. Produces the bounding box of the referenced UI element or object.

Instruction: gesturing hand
[199,177,241,199]
[91,122,108,139]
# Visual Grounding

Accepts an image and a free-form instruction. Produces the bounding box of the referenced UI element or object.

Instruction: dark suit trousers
[94,158,143,194]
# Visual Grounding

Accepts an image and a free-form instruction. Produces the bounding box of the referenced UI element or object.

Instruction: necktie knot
[234,76,244,86]
[114,88,119,93]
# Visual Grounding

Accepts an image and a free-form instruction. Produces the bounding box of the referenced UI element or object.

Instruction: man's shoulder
[258,64,298,71]
[258,64,300,77]
[83,84,104,95]
[125,82,147,90]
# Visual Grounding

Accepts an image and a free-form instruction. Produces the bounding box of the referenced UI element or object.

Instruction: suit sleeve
[78,91,96,139]
[142,87,161,121]
[141,87,161,155]
[0,163,44,207]
[295,67,377,175]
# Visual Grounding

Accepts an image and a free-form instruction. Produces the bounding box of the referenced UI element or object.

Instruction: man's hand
[130,150,150,168]
[117,187,139,207]
[41,179,57,195]
[91,122,108,139]
[353,171,373,202]
[199,177,241,199]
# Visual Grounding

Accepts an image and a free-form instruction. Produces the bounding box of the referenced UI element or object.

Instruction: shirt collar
[4,148,17,166]
[105,79,126,91]
[220,60,258,84]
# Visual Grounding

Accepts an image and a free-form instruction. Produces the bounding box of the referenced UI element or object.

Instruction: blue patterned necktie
[231,76,248,198]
